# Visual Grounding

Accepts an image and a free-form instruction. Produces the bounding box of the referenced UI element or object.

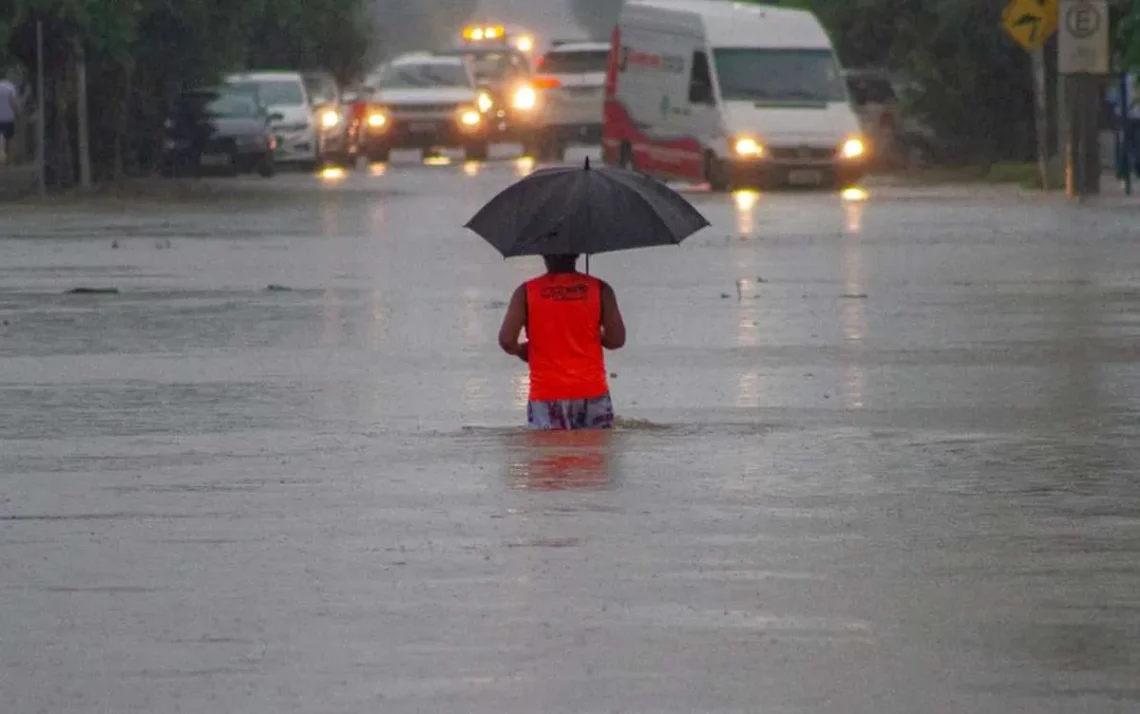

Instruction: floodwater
[2,148,1139,713]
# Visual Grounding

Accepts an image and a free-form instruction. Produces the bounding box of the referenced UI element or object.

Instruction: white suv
[362,54,491,162]
[532,41,612,161]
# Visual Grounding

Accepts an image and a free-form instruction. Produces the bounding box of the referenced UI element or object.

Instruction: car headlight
[477,91,494,113]
[841,137,866,159]
[460,109,482,127]
[515,35,534,53]
[734,137,765,157]
[320,110,340,129]
[512,85,537,111]
[367,112,388,129]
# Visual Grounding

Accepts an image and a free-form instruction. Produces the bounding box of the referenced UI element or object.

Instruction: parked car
[361,53,491,162]
[332,84,374,166]
[303,70,350,165]
[531,40,611,161]
[843,68,947,169]
[226,71,320,171]
[160,86,277,177]
[433,46,540,152]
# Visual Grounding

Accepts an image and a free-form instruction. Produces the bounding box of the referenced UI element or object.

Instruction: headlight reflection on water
[514,156,535,176]
[732,189,760,236]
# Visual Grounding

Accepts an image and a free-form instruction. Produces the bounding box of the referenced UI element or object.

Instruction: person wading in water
[498,254,626,429]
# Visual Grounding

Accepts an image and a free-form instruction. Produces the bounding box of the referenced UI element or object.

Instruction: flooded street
[2,150,1139,713]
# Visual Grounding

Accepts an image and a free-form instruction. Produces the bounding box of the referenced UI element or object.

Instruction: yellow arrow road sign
[1002,0,1059,51]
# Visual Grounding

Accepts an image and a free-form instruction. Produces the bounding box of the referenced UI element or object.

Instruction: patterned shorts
[527,393,614,430]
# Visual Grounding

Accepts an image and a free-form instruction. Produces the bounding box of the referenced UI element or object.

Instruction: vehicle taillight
[535,55,545,71]
[531,76,561,89]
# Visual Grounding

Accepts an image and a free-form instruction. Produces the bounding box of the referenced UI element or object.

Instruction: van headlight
[841,137,866,159]
[512,85,537,111]
[734,137,765,158]
[477,91,494,113]
[320,109,340,129]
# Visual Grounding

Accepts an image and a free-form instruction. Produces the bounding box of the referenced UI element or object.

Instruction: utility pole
[1032,46,1051,188]
[35,20,46,199]
[1058,0,1110,198]
[75,41,92,190]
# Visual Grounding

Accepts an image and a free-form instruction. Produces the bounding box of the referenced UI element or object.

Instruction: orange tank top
[525,273,609,401]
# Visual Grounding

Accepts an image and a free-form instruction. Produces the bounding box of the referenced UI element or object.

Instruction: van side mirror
[689,81,713,105]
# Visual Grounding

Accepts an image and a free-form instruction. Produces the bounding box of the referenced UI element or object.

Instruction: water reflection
[423,156,452,166]
[462,161,482,177]
[319,166,347,183]
[840,216,868,409]
[733,190,760,236]
[366,289,388,349]
[463,376,489,413]
[369,162,388,176]
[460,287,484,346]
[736,371,762,408]
[514,156,536,177]
[506,429,616,491]
[512,370,529,409]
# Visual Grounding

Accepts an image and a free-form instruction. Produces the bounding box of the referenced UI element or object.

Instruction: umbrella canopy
[464,157,709,258]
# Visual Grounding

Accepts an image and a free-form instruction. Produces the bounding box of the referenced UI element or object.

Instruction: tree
[1119,1,1140,69]
[4,0,378,185]
[740,0,1035,162]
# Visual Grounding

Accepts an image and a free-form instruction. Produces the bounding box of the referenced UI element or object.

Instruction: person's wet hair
[543,254,579,273]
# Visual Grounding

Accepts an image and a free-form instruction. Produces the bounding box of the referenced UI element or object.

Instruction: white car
[226,71,321,170]
[533,41,612,161]
[362,54,491,162]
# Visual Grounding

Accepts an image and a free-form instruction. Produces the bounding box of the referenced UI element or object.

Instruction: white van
[602,0,867,190]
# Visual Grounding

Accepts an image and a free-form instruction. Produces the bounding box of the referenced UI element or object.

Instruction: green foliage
[1120,2,1140,69]
[740,0,1035,162]
[3,0,376,183]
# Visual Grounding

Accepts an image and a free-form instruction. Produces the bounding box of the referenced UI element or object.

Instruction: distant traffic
[158,1,926,192]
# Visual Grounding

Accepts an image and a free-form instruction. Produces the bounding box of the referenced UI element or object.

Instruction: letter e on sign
[1058,0,1108,74]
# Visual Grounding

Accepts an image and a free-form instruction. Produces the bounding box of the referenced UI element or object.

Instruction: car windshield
[374,62,471,89]
[712,48,845,103]
[541,49,610,74]
[231,80,305,106]
[207,93,261,118]
[440,51,527,82]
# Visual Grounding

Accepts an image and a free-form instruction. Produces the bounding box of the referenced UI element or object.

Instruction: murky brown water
[2,150,1139,712]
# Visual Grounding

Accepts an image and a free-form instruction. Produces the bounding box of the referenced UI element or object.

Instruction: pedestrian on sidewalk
[498,254,626,430]
[1107,72,1139,177]
[0,70,21,165]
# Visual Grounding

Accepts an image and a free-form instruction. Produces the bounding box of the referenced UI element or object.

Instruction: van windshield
[712,48,845,103]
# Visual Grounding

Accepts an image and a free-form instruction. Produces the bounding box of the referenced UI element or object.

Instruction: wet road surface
[2,148,1140,713]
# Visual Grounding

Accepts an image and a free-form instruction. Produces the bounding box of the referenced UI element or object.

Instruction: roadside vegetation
[0,0,479,187]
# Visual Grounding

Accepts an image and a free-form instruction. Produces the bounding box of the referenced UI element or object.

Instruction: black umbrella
[464,157,709,260]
